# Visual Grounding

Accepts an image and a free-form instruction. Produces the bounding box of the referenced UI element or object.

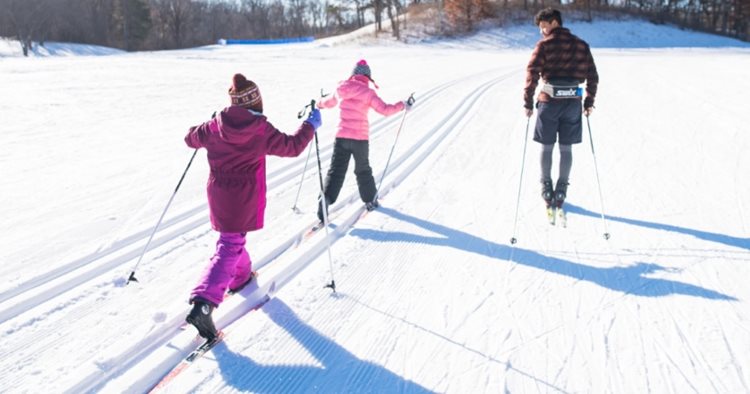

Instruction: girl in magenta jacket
[315,59,411,221]
[184,73,320,340]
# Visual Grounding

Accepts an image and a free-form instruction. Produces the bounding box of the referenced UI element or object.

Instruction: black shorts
[533,99,583,145]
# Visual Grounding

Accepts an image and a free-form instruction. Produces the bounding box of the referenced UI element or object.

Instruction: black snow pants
[318,138,377,220]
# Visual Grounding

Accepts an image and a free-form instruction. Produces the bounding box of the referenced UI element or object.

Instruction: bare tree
[309,1,327,33]
[287,0,308,37]
[349,0,367,27]
[240,0,274,38]
[444,0,490,31]
[86,0,117,47]
[327,2,347,29]
[373,0,385,31]
[150,0,194,48]
[385,0,401,39]
[1,0,53,56]
[115,0,151,50]
[204,2,234,43]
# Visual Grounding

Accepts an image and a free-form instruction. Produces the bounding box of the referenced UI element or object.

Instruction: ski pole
[127,148,199,284]
[510,117,531,245]
[291,143,313,213]
[292,90,329,213]
[586,115,611,240]
[307,98,337,293]
[375,93,414,200]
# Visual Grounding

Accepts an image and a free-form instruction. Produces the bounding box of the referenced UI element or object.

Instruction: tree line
[1,0,747,56]
[0,0,411,55]
[442,0,748,42]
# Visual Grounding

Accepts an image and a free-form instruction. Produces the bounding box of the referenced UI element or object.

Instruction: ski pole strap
[541,78,583,99]
[297,99,316,119]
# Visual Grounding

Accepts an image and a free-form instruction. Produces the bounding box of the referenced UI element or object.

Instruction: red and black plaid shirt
[524,27,599,109]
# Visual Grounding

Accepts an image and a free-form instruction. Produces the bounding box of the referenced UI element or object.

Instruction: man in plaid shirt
[524,7,599,212]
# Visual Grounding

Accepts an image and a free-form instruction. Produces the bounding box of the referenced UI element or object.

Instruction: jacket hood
[215,106,265,145]
[336,75,371,100]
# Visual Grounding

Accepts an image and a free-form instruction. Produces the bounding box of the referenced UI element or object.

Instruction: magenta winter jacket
[185,106,314,233]
[318,75,404,140]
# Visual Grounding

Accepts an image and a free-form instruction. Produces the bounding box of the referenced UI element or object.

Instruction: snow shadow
[213,298,433,393]
[351,207,737,301]
[565,203,750,251]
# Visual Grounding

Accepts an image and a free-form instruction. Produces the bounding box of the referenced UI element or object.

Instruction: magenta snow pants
[190,232,252,306]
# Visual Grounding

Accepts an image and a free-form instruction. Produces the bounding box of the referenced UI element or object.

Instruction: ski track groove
[348,270,397,390]
[384,255,433,384]
[0,66,504,328]
[603,312,616,389]
[317,75,520,387]
[0,68,505,384]
[291,226,412,392]
[657,337,701,393]
[429,119,514,329]
[18,51,744,393]
[0,226,211,387]
[250,291,330,392]
[667,307,724,393]
[382,192,465,386]
[339,239,419,391]
[718,319,749,392]
[137,68,519,392]
[506,214,734,393]
[734,139,748,234]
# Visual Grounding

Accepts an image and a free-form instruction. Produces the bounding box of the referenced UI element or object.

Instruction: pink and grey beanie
[352,59,372,79]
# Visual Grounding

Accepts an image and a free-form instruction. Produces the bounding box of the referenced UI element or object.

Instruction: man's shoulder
[544,28,590,50]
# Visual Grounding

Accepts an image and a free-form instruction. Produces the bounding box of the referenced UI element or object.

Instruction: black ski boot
[541,180,554,208]
[365,198,380,212]
[186,299,218,341]
[554,180,569,208]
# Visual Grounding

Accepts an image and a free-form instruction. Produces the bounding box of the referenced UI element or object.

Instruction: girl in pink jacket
[184,74,320,341]
[316,60,411,221]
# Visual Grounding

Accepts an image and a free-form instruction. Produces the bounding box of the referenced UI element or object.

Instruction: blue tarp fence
[218,37,315,45]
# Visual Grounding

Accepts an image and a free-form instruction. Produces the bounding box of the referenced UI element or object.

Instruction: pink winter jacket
[318,74,405,140]
[185,106,314,233]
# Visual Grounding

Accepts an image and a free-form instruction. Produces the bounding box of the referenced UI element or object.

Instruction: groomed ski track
[0,67,523,392]
[0,67,505,323]
[3,44,750,393]
[100,70,519,392]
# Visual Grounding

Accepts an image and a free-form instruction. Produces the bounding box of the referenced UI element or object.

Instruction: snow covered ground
[0,38,124,57]
[1,20,749,393]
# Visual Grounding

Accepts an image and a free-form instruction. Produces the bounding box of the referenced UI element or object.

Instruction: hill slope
[0,21,749,393]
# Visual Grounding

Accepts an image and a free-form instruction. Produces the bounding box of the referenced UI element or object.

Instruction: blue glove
[306,108,322,130]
